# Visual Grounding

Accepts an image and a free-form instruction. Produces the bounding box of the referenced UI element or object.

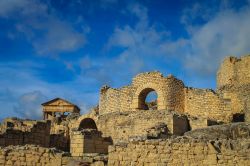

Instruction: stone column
[43,112,47,120]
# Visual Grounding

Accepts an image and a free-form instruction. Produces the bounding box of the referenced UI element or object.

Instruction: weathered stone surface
[217,55,250,122]
[184,122,250,140]
[70,129,112,156]
[0,145,108,166]
[108,137,250,166]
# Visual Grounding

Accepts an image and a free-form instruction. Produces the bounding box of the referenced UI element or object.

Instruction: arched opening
[79,118,97,130]
[138,88,158,110]
[145,91,158,110]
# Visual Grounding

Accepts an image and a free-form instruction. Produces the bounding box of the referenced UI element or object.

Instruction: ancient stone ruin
[42,98,80,121]
[0,55,249,165]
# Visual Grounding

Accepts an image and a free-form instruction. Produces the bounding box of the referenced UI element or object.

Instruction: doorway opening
[138,88,158,110]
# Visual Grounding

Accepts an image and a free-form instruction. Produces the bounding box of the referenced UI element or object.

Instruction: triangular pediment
[41,98,75,106]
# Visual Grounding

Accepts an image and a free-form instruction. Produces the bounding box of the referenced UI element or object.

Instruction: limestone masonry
[0,55,249,165]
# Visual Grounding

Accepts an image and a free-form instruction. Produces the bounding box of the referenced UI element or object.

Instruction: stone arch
[131,83,166,110]
[73,113,98,128]
[138,88,157,110]
[78,118,97,130]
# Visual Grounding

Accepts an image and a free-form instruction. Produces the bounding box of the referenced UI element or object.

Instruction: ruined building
[42,98,80,121]
[0,55,249,165]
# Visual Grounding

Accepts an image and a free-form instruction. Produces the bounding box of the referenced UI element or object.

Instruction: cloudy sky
[0,0,250,120]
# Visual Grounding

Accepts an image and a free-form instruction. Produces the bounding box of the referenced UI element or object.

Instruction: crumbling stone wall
[99,72,185,114]
[96,110,188,143]
[184,122,250,140]
[187,116,219,130]
[183,55,249,122]
[221,85,250,122]
[98,55,250,123]
[0,119,50,147]
[0,145,65,166]
[73,110,189,144]
[217,55,250,122]
[49,121,72,152]
[0,118,76,151]
[0,145,107,166]
[0,118,50,133]
[184,88,232,122]
[99,72,233,123]
[108,138,250,166]
[99,86,131,115]
[217,55,250,89]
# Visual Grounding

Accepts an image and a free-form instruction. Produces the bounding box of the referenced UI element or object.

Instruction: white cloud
[107,3,171,75]
[116,2,250,78]
[106,1,250,86]
[13,91,47,120]
[128,3,148,29]
[32,19,85,55]
[182,5,250,76]
[0,0,86,56]
[108,26,136,48]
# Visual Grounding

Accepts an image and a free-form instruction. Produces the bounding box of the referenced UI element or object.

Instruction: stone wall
[0,145,107,166]
[70,130,112,157]
[96,110,188,143]
[216,84,250,122]
[98,70,245,124]
[49,119,76,151]
[50,133,69,152]
[0,119,50,147]
[0,145,65,166]
[99,86,131,115]
[187,116,219,130]
[222,85,250,122]
[108,138,250,166]
[98,55,250,124]
[99,72,185,115]
[0,118,50,133]
[217,55,250,122]
[184,88,232,122]
[217,55,250,89]
[0,118,75,151]
[184,122,250,140]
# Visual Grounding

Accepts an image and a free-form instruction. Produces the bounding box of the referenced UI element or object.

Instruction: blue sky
[0,0,250,120]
